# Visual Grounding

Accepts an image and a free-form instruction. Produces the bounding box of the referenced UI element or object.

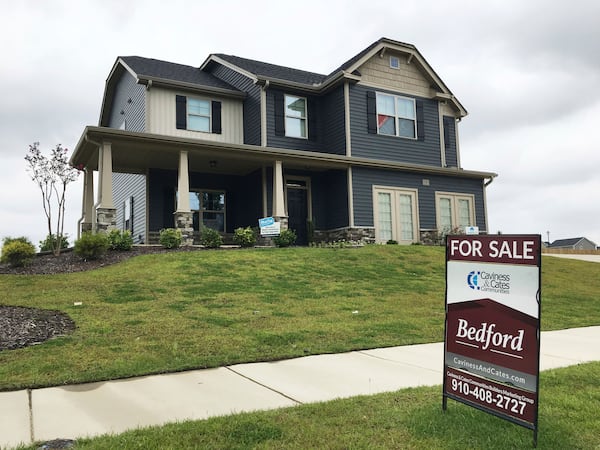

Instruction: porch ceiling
[71,126,348,176]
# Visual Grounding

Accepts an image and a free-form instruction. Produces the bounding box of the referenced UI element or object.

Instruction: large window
[435,192,475,234]
[187,98,211,132]
[189,190,226,232]
[376,93,416,139]
[285,95,307,138]
[373,187,419,244]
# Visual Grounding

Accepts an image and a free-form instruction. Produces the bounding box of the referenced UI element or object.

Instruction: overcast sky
[1,0,599,248]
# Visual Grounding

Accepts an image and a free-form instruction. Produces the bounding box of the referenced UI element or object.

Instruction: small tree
[25,142,80,256]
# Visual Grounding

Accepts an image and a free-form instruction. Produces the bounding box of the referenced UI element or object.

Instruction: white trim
[375,92,417,140]
[186,97,211,133]
[434,191,475,233]
[260,85,268,146]
[347,167,354,228]
[389,56,400,69]
[344,82,352,157]
[455,119,462,168]
[439,104,446,167]
[262,166,267,217]
[359,80,430,101]
[284,94,308,139]
[372,185,420,244]
[201,55,258,83]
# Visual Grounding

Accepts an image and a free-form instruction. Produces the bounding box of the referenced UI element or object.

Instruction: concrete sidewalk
[1,326,599,449]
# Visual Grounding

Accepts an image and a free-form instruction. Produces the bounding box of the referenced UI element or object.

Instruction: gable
[358,51,433,98]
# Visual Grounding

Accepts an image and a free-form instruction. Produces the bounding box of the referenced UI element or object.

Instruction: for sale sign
[443,235,541,442]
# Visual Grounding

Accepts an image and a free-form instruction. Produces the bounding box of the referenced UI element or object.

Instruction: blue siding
[108,70,145,131]
[349,84,441,165]
[321,86,346,155]
[352,167,487,231]
[443,116,458,167]
[209,64,261,145]
[113,172,146,243]
[311,170,348,229]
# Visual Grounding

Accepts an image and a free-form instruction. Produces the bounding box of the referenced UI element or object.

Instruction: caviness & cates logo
[467,270,511,294]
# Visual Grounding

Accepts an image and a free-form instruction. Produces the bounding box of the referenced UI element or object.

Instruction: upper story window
[285,95,307,138]
[187,98,211,132]
[176,95,222,134]
[389,56,400,69]
[376,93,416,139]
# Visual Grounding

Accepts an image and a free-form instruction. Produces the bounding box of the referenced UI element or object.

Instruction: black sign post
[442,235,541,446]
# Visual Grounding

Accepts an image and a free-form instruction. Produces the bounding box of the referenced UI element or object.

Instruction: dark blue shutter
[176,95,187,130]
[211,101,222,134]
[367,91,377,134]
[443,116,452,151]
[274,92,284,136]
[416,99,425,141]
[308,98,317,141]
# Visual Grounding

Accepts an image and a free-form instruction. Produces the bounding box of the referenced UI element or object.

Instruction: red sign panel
[443,235,541,436]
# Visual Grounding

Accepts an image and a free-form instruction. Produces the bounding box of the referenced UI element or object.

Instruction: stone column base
[174,211,194,246]
[96,207,117,233]
[273,216,289,231]
[80,222,93,234]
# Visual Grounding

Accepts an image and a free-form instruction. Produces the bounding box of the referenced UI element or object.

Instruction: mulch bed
[0,246,202,351]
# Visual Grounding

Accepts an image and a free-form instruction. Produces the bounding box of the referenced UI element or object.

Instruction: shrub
[159,228,182,249]
[386,239,398,245]
[273,229,297,248]
[74,232,109,260]
[1,237,36,267]
[107,229,133,251]
[39,234,69,252]
[233,227,256,248]
[200,227,223,249]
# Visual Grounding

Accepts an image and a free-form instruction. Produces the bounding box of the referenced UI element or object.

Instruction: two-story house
[70,37,496,245]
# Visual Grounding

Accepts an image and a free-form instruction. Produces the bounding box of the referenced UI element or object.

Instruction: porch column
[95,141,116,232]
[272,160,288,230]
[79,168,95,235]
[174,150,194,245]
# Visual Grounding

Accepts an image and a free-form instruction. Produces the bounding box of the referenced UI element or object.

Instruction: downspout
[483,174,496,234]
[260,80,270,147]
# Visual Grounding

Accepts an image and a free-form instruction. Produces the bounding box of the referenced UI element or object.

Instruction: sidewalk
[1,326,599,449]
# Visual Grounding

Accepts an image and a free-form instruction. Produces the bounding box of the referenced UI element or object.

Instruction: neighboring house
[547,237,597,251]
[70,37,497,245]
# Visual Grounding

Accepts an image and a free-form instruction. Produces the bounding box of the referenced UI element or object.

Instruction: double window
[376,93,416,139]
[373,187,419,244]
[189,190,226,232]
[284,95,307,138]
[436,192,474,234]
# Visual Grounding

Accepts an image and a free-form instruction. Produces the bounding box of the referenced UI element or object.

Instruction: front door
[286,178,310,245]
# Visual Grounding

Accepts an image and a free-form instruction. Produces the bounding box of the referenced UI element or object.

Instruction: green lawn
[19,361,600,449]
[0,246,598,391]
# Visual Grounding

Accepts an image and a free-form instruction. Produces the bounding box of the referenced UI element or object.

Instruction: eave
[71,126,497,181]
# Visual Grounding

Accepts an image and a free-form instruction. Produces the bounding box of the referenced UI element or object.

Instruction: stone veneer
[313,227,376,245]
[95,207,117,232]
[174,211,194,246]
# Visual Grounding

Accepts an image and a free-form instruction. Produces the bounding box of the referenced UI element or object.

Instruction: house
[547,237,597,251]
[70,38,497,245]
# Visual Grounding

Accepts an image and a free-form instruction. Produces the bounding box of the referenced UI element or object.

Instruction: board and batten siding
[349,84,442,166]
[112,172,147,243]
[147,87,244,144]
[351,167,487,232]
[208,64,262,146]
[108,70,145,131]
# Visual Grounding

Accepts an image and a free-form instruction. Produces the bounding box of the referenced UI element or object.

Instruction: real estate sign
[443,235,541,442]
[258,217,281,236]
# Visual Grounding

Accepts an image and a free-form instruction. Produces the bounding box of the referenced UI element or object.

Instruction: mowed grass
[0,246,598,391]
[19,362,600,449]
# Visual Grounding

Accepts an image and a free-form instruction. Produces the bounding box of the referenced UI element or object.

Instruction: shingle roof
[120,56,241,92]
[548,237,585,247]
[213,54,328,85]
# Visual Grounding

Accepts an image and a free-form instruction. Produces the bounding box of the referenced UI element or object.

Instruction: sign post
[443,235,541,446]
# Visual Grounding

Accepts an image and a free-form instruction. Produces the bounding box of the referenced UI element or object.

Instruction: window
[435,192,475,234]
[189,190,226,232]
[373,187,419,244]
[187,98,211,132]
[175,95,222,134]
[285,95,307,138]
[390,56,400,69]
[376,93,416,139]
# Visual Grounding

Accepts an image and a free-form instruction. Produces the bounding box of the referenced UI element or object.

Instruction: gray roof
[120,56,241,92]
[548,237,586,247]
[212,54,328,85]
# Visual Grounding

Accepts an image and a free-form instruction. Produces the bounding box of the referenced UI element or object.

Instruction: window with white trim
[285,95,307,138]
[390,56,400,69]
[376,93,416,139]
[435,192,475,234]
[187,98,211,132]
